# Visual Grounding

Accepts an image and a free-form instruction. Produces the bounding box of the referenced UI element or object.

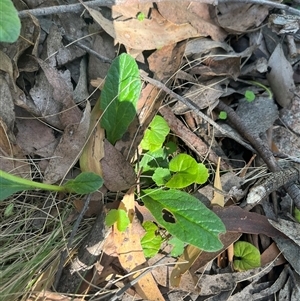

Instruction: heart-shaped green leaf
[233,241,261,271]
[141,115,170,151]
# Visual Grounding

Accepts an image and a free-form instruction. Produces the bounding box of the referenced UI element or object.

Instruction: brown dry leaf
[15,108,58,158]
[267,44,295,107]
[0,75,15,132]
[0,50,17,92]
[191,56,241,80]
[113,188,164,301]
[157,2,227,41]
[34,57,82,128]
[86,5,217,50]
[268,218,300,247]
[0,118,30,177]
[261,242,286,267]
[101,139,136,191]
[172,78,224,115]
[216,3,269,33]
[44,103,91,184]
[211,157,224,206]
[79,99,105,178]
[185,37,234,57]
[88,34,115,81]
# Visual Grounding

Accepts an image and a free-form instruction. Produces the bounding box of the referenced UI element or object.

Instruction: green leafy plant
[100,53,141,145]
[137,115,224,254]
[245,90,256,102]
[233,241,261,271]
[0,170,103,201]
[0,0,21,43]
[140,119,209,189]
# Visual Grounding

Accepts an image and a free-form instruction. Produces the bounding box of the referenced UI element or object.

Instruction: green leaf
[105,209,130,231]
[245,90,255,102]
[100,53,141,144]
[0,0,21,43]
[294,208,300,223]
[141,115,170,152]
[166,154,209,188]
[64,172,103,194]
[169,237,185,257]
[137,12,146,21]
[152,167,171,186]
[142,189,225,251]
[233,241,261,271]
[141,221,163,258]
[194,163,210,184]
[218,111,227,120]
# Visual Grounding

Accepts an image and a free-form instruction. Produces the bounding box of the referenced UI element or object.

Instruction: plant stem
[0,170,65,192]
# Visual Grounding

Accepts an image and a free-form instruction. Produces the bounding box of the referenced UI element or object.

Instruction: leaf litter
[2,0,300,300]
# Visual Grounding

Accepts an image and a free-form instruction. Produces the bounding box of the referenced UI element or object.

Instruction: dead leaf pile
[2,1,300,300]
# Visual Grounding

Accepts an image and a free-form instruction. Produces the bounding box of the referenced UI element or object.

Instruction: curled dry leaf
[34,57,82,128]
[44,103,91,184]
[0,118,31,178]
[267,44,296,107]
[101,139,136,191]
[0,75,15,132]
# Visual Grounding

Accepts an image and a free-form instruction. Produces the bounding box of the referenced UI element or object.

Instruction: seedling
[245,90,256,102]
[233,241,261,271]
[0,170,103,201]
[218,111,227,120]
[0,0,21,43]
[137,12,146,21]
